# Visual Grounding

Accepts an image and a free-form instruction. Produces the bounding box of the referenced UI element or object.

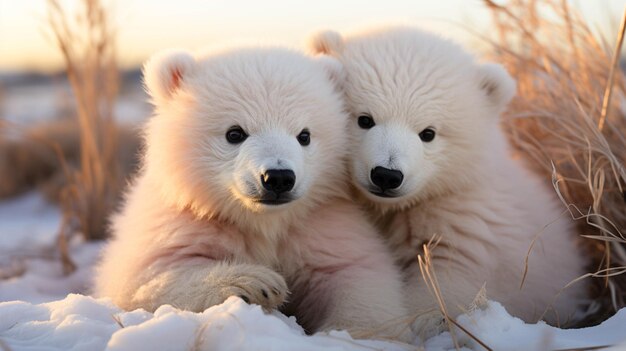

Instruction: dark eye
[226,126,248,144]
[358,115,375,129]
[297,129,310,146]
[419,128,436,142]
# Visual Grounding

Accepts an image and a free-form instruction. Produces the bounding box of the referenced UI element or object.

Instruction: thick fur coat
[309,26,589,337]
[94,47,411,341]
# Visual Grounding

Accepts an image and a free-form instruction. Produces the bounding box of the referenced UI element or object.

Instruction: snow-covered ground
[0,71,151,126]
[0,193,102,304]
[2,192,626,351]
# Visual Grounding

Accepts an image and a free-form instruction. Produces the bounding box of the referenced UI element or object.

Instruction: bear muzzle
[257,169,296,205]
[368,166,404,198]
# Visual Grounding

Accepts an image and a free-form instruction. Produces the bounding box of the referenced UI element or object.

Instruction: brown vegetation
[484,0,626,323]
[0,119,139,203]
[46,0,123,244]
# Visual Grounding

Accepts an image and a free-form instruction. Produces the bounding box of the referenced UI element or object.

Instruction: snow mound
[2,294,626,351]
[0,295,412,351]
[426,302,626,351]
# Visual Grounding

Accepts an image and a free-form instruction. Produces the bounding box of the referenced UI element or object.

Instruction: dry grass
[111,314,125,328]
[417,238,493,351]
[0,132,63,199]
[0,119,139,203]
[0,119,80,201]
[46,0,122,245]
[483,0,626,323]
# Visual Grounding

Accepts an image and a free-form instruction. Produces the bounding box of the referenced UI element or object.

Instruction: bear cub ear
[477,63,517,113]
[315,55,345,90]
[143,50,196,104]
[308,30,344,56]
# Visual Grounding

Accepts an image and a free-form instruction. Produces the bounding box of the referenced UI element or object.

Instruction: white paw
[215,265,288,311]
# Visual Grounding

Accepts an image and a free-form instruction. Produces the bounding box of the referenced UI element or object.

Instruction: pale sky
[0,0,623,73]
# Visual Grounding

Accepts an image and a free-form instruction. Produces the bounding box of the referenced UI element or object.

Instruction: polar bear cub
[310,26,588,336]
[94,47,411,340]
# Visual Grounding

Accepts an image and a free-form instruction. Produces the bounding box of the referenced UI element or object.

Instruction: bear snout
[261,169,296,195]
[370,166,404,192]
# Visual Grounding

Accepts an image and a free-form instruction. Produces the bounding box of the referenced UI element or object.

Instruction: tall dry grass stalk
[418,238,493,350]
[46,0,121,249]
[484,0,626,322]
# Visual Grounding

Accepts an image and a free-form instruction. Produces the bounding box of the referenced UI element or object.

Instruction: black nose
[370,166,404,191]
[261,169,296,194]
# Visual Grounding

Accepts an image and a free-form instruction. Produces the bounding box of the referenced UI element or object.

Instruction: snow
[0,191,61,252]
[0,75,150,126]
[2,192,626,351]
[0,295,414,351]
[0,192,102,304]
[426,303,626,351]
[2,295,626,351]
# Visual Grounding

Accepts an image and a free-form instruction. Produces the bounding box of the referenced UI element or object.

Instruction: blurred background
[0,0,623,126]
[1,0,624,70]
[1,0,625,326]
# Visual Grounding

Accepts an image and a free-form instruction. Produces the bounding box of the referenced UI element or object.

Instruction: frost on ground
[1,192,626,351]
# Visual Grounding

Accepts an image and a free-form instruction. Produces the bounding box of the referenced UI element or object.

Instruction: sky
[0,0,624,73]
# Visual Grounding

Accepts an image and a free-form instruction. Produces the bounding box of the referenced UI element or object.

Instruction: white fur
[310,26,589,338]
[94,47,411,341]
[143,49,195,104]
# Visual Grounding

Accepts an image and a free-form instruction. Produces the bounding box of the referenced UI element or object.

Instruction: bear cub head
[309,26,517,209]
[141,48,348,226]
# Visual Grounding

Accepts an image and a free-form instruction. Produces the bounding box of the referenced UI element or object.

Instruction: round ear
[143,50,195,104]
[308,30,344,56]
[315,55,345,91]
[477,63,516,112]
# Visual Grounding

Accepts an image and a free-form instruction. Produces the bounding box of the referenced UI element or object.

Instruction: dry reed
[418,237,493,351]
[45,0,122,247]
[484,0,626,323]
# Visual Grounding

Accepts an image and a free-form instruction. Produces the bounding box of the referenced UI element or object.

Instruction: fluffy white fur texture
[310,26,589,338]
[94,47,411,341]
